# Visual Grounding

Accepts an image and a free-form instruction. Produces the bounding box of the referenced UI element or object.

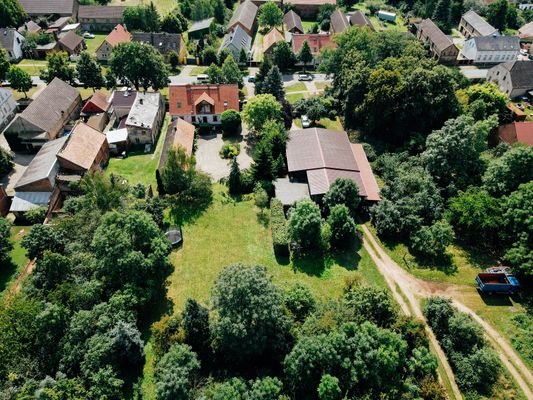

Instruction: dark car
[247,76,256,83]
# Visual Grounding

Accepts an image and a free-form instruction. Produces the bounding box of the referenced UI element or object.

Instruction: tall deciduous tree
[432,0,452,33]
[110,42,169,91]
[155,344,200,400]
[76,52,105,92]
[221,54,243,88]
[213,0,226,24]
[0,0,27,28]
[0,49,9,82]
[272,41,296,70]
[486,0,508,31]
[288,200,322,250]
[482,145,533,196]
[0,217,13,266]
[161,11,188,33]
[258,1,284,30]
[40,52,76,84]
[161,146,196,195]
[327,204,357,248]
[7,66,32,98]
[323,178,361,216]
[242,94,283,132]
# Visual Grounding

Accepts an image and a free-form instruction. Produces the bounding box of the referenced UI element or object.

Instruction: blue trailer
[476,272,520,295]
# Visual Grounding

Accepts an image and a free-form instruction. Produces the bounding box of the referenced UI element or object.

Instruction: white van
[197,74,209,82]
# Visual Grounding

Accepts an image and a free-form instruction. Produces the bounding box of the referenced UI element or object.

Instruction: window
[192,116,196,122]
[224,101,228,107]
[213,115,218,122]
[177,101,181,108]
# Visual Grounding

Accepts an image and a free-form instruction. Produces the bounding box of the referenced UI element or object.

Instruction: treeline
[150,263,446,399]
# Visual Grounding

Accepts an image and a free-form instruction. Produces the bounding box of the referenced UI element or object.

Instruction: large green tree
[242,94,283,132]
[0,49,9,82]
[0,0,27,28]
[288,200,323,251]
[7,66,32,98]
[262,65,285,101]
[155,344,200,400]
[298,40,314,66]
[258,1,283,30]
[483,145,533,196]
[272,41,296,71]
[0,217,13,266]
[327,204,358,249]
[76,52,105,92]
[432,0,452,32]
[323,178,361,216]
[40,52,76,84]
[486,0,508,31]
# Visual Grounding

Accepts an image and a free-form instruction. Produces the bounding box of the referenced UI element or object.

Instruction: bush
[271,198,289,256]
[219,143,240,159]
[288,200,323,252]
[25,206,47,224]
[221,109,242,137]
[327,204,358,249]
[0,148,13,177]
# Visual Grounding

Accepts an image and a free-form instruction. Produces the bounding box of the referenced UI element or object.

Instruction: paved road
[361,225,533,400]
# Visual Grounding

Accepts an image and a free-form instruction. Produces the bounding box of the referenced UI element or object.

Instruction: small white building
[0,28,25,61]
[125,92,164,145]
[0,89,17,132]
[462,36,520,63]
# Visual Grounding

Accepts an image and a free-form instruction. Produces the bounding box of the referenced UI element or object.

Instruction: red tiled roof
[158,118,195,169]
[351,143,380,201]
[81,90,110,114]
[105,24,131,47]
[169,84,240,116]
[194,92,215,106]
[263,28,284,53]
[57,122,107,171]
[498,122,533,147]
[291,33,337,55]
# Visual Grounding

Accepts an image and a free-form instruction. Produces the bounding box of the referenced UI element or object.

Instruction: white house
[0,29,25,61]
[0,89,17,132]
[125,92,164,145]
[462,36,520,63]
[219,24,252,60]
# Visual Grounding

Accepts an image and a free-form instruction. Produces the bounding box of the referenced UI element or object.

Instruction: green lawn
[15,59,47,75]
[8,86,42,101]
[285,82,306,93]
[189,66,207,76]
[301,20,316,33]
[287,92,306,104]
[0,225,31,296]
[109,0,175,15]
[84,33,107,55]
[314,81,330,91]
[294,117,343,130]
[105,114,169,189]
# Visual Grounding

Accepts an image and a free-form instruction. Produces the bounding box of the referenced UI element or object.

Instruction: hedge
[270,198,289,257]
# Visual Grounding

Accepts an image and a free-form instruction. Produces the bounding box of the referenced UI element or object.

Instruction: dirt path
[362,225,533,399]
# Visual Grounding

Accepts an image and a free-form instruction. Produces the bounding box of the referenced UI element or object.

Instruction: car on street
[247,76,255,83]
[83,32,95,39]
[301,115,310,128]
[298,73,313,81]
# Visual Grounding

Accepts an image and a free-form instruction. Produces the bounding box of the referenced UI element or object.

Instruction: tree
[145,1,161,31]
[317,3,336,25]
[317,375,342,400]
[228,157,242,195]
[0,147,13,177]
[160,146,196,195]
[0,0,27,28]
[486,0,508,31]
[0,217,13,266]
[254,183,269,214]
[124,6,146,30]
[262,65,285,101]
[258,1,283,30]
[221,109,242,136]
[423,297,454,339]
[0,49,9,82]
[272,41,296,70]
[76,52,105,92]
[242,94,284,132]
[202,47,218,66]
[7,66,32,99]
[251,140,274,181]
[432,0,452,32]
[323,178,361,217]
[21,224,65,260]
[161,12,187,33]
[211,264,291,362]
[284,283,316,322]
[288,200,323,251]
[248,377,284,400]
[409,220,455,260]
[344,286,397,327]
[155,344,200,400]
[182,299,210,357]
[110,42,169,91]
[294,96,329,123]
[254,57,272,94]
[191,0,213,21]
[221,54,243,88]
[206,63,224,83]
[483,145,533,196]
[460,83,507,121]
[327,204,358,249]
[239,47,248,65]
[453,347,501,394]
[213,0,226,24]
[298,40,314,67]
[167,51,180,71]
[40,52,76,84]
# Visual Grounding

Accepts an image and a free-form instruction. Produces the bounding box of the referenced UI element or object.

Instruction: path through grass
[0,225,31,296]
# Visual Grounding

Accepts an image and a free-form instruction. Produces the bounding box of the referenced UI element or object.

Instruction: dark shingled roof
[228,0,258,33]
[19,0,75,15]
[330,9,350,33]
[0,29,19,52]
[498,60,533,88]
[18,20,41,34]
[462,10,498,36]
[471,35,520,51]
[284,10,304,33]
[58,30,83,52]
[78,5,126,19]
[418,19,455,52]
[188,18,214,33]
[132,32,182,53]
[350,11,374,31]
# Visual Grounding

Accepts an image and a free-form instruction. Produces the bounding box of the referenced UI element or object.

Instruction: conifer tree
[262,66,285,101]
[228,157,242,196]
[432,0,452,33]
[254,57,272,94]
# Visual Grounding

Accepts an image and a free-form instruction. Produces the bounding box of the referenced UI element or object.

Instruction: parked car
[298,74,313,81]
[301,115,310,128]
[520,49,528,56]
[197,74,209,82]
[83,32,95,39]
[247,76,255,83]
[476,272,520,295]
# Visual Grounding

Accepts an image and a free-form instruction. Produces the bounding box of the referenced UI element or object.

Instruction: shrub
[221,109,242,137]
[219,143,240,159]
[25,206,47,224]
[288,200,323,252]
[271,198,289,256]
[327,204,358,249]
[0,148,13,177]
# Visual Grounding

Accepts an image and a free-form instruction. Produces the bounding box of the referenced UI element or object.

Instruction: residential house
[3,78,82,150]
[487,60,533,98]
[518,21,533,42]
[96,24,131,62]
[462,36,520,64]
[228,0,258,35]
[132,32,186,61]
[0,186,8,217]
[106,128,129,155]
[17,20,42,35]
[220,25,252,60]
[497,121,533,146]
[58,30,85,55]
[416,19,459,64]
[158,118,195,171]
[109,88,137,119]
[18,0,78,18]
[285,128,380,201]
[284,10,304,34]
[459,10,498,39]
[350,11,375,31]
[263,28,284,56]
[169,84,240,125]
[330,9,350,34]
[56,122,109,173]
[377,10,396,22]
[188,18,214,39]
[125,92,164,145]
[81,91,111,116]
[0,89,17,133]
[291,33,337,64]
[9,137,67,216]
[78,5,126,32]
[0,29,25,61]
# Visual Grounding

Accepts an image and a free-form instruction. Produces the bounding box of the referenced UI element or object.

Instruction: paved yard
[0,152,36,196]
[195,133,253,181]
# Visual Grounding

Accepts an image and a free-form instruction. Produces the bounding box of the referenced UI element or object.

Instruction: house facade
[125,93,165,145]
[0,29,25,61]
[169,84,240,125]
[291,33,337,65]
[78,5,126,32]
[132,32,187,61]
[459,10,499,39]
[463,36,520,64]
[416,19,459,64]
[96,24,131,62]
[487,60,533,98]
[0,89,17,133]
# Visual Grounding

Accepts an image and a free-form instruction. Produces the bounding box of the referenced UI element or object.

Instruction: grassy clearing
[293,117,343,130]
[78,87,111,101]
[189,66,207,76]
[8,86,42,101]
[287,92,306,104]
[84,33,107,55]
[0,225,31,296]
[285,82,306,93]
[108,0,176,15]
[301,20,316,33]
[105,114,169,188]
[314,81,330,91]
[15,59,47,75]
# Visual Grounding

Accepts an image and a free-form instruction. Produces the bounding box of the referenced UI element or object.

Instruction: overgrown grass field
[0,225,31,296]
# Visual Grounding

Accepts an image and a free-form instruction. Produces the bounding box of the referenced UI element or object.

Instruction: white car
[301,115,310,128]
[298,74,313,81]
[83,32,95,39]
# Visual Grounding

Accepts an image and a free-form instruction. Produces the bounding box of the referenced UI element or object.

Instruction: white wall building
[0,89,17,132]
[462,36,520,63]
[0,29,25,61]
